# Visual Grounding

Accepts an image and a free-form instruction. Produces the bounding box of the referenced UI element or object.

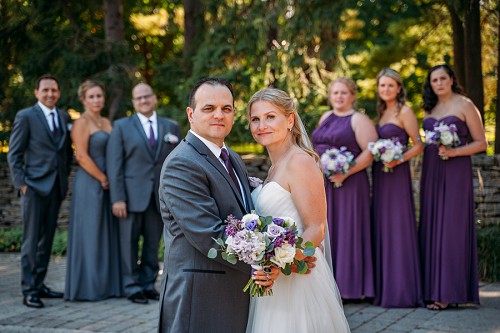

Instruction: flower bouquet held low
[320,146,356,188]
[208,213,315,297]
[425,121,461,160]
[368,138,405,173]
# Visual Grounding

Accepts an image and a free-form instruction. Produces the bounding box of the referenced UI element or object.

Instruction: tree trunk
[183,0,204,76]
[448,4,466,89]
[464,0,485,123]
[104,0,125,120]
[496,6,500,154]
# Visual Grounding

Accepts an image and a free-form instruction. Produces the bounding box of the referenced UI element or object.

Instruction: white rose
[241,213,260,228]
[381,149,395,162]
[270,243,296,268]
[440,131,453,146]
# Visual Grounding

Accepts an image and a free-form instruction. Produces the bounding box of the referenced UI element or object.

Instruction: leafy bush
[0,227,165,260]
[477,225,500,282]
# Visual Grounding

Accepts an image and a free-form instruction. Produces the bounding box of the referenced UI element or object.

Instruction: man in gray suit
[7,74,73,308]
[107,83,180,304]
[158,78,276,333]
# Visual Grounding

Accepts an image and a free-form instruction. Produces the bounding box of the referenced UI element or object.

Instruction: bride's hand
[253,266,280,291]
[292,249,316,274]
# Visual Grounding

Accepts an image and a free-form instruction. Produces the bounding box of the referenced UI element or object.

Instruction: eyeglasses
[132,94,154,101]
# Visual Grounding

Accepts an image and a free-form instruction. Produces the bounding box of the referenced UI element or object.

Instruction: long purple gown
[311,112,374,299]
[372,124,423,308]
[420,115,479,305]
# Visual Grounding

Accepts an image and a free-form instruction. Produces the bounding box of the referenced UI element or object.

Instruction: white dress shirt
[136,111,158,140]
[38,101,59,132]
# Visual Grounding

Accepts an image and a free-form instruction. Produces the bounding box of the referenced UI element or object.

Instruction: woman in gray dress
[65,80,121,301]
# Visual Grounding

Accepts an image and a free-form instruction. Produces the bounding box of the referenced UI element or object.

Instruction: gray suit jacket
[107,114,180,212]
[158,132,253,333]
[7,104,72,197]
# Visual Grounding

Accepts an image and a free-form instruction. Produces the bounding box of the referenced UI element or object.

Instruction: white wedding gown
[246,182,350,333]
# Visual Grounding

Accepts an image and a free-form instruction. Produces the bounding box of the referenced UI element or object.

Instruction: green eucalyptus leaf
[207,248,218,258]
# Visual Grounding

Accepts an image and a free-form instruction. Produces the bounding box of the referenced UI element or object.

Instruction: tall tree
[496,4,500,154]
[464,0,485,122]
[447,2,466,88]
[104,0,126,120]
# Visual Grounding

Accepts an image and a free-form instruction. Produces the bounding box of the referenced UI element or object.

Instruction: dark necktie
[220,148,240,189]
[50,112,59,138]
[148,120,156,150]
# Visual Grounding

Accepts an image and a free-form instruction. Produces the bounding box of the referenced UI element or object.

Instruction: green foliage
[477,225,500,282]
[0,228,23,252]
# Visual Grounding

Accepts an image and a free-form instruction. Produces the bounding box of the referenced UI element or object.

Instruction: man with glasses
[107,83,180,304]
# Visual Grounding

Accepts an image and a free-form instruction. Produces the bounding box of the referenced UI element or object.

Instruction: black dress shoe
[23,295,44,308]
[143,289,160,301]
[128,291,149,304]
[39,285,63,298]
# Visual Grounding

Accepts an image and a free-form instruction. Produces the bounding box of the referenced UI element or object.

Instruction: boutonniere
[67,123,73,131]
[248,177,263,188]
[164,132,179,144]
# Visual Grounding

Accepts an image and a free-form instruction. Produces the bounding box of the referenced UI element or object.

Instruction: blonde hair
[375,68,406,118]
[78,80,105,102]
[247,88,319,162]
[328,78,357,108]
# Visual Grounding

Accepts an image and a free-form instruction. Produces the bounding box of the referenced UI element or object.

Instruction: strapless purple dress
[419,115,479,305]
[372,124,423,308]
[311,112,374,299]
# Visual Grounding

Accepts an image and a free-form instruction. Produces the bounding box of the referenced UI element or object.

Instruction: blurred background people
[107,83,180,304]
[7,74,73,308]
[371,68,423,308]
[311,78,377,301]
[420,64,487,310]
[65,80,121,301]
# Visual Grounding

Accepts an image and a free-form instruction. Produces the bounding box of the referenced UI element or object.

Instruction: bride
[246,88,350,333]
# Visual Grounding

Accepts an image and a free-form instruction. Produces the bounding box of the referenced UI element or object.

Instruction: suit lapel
[34,105,55,142]
[155,119,168,160]
[55,108,69,150]
[186,133,246,211]
[229,152,252,212]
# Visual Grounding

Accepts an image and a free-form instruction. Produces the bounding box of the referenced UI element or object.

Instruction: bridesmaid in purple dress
[372,68,424,308]
[420,64,487,310]
[311,78,377,300]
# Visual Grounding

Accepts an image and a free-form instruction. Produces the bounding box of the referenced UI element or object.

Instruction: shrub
[477,224,500,282]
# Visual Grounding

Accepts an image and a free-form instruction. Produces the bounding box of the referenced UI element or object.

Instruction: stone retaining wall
[1,154,499,228]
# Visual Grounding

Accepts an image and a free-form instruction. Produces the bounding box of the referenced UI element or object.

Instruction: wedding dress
[246,181,351,333]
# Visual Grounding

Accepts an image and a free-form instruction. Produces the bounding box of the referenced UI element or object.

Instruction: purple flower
[225,224,238,237]
[245,219,258,231]
[272,218,285,226]
[273,236,284,248]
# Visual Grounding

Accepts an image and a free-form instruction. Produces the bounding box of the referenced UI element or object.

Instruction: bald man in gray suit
[107,83,180,304]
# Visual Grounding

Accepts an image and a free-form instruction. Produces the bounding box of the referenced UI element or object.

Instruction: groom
[158,78,258,332]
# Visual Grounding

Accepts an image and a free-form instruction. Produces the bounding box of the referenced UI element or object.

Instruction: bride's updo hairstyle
[247,87,319,163]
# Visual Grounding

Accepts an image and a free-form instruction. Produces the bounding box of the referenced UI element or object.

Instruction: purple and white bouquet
[425,121,460,160]
[320,146,356,188]
[368,138,405,173]
[208,213,315,297]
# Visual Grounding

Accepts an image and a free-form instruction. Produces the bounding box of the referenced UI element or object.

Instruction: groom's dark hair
[188,77,234,109]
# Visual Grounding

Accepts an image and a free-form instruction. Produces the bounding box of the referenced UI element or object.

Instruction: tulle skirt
[246,249,350,333]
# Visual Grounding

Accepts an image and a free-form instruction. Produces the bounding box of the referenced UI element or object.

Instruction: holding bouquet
[208,213,315,297]
[425,121,461,160]
[320,146,356,188]
[368,138,405,173]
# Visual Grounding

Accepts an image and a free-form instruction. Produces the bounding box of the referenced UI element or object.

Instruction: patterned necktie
[148,120,156,150]
[220,148,240,189]
[50,112,58,138]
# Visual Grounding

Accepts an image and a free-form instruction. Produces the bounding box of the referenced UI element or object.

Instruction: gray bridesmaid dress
[65,131,121,301]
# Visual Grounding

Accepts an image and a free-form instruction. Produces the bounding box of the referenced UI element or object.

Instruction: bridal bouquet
[425,121,461,160]
[368,138,405,173]
[320,146,356,188]
[208,213,315,297]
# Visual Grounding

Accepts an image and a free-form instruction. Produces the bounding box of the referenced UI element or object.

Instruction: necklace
[84,112,103,128]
